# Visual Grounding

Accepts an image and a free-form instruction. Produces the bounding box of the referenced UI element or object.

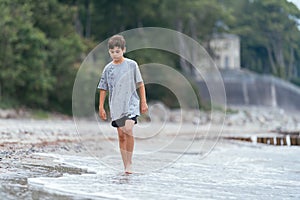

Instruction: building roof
[211,33,240,40]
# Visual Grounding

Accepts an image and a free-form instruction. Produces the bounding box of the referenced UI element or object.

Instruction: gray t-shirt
[98,58,143,120]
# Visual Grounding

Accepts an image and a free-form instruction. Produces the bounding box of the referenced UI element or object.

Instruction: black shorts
[111,115,138,128]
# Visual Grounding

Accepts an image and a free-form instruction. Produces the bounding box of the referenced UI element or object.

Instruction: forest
[0,0,300,114]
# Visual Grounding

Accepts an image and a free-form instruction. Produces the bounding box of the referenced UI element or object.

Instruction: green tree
[30,0,87,113]
[223,0,300,80]
[0,0,53,107]
[71,0,161,40]
[0,0,87,113]
[159,0,230,76]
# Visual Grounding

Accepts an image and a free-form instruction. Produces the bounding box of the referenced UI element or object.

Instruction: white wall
[209,35,241,70]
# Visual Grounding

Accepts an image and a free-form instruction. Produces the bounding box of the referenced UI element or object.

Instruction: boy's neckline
[112,57,125,65]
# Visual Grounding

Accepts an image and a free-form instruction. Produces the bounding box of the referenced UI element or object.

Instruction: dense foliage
[0,0,299,113]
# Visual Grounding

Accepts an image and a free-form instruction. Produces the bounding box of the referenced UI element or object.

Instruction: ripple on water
[27,144,300,200]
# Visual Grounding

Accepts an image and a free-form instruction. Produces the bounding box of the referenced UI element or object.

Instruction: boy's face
[108,46,125,62]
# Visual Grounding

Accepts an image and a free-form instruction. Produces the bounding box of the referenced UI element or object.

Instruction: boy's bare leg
[117,128,127,170]
[125,134,134,173]
[121,120,135,173]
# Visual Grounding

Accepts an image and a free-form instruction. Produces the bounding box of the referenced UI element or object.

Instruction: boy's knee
[118,131,126,142]
[119,133,126,140]
[121,126,132,135]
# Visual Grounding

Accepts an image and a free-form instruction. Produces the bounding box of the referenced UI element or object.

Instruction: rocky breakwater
[148,102,300,145]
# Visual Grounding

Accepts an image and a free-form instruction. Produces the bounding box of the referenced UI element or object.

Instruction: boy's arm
[99,89,107,120]
[137,82,148,114]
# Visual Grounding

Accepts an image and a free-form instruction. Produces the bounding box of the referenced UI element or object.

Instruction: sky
[287,0,300,29]
[287,0,300,9]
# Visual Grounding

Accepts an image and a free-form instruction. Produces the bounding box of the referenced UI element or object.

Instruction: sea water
[27,141,300,200]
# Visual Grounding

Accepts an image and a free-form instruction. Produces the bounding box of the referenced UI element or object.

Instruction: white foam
[29,145,300,199]
[35,153,114,174]
[28,174,128,200]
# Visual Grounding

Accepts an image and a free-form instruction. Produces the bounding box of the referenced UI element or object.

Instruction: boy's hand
[140,102,148,114]
[99,108,107,120]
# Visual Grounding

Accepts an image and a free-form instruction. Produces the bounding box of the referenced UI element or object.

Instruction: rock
[0,109,18,119]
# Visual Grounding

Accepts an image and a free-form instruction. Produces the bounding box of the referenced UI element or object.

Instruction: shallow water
[26,142,300,200]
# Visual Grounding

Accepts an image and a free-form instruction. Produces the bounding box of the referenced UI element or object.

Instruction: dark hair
[108,35,126,49]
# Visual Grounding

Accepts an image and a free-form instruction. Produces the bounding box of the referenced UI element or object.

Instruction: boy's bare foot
[125,165,133,174]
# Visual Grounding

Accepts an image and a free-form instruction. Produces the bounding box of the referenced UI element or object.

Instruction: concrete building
[209,33,241,70]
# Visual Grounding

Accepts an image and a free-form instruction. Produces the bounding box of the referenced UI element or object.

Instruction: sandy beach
[0,107,300,199]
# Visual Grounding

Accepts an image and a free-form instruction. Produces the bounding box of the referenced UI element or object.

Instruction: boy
[98,35,148,174]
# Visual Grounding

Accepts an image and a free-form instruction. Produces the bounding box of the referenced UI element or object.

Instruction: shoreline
[0,106,300,199]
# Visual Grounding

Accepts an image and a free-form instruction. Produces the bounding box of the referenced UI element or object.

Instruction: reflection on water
[25,142,300,200]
